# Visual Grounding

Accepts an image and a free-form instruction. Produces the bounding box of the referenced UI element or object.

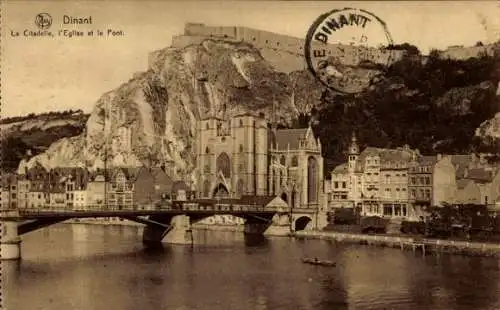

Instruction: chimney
[464,167,469,178]
[437,154,442,160]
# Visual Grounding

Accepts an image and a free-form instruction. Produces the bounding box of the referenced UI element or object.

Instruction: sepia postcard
[1,1,500,310]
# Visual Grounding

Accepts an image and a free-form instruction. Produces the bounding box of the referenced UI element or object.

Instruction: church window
[307,156,318,203]
[291,156,298,167]
[239,119,243,127]
[205,147,210,154]
[239,144,243,153]
[203,180,210,198]
[206,123,209,130]
[216,152,231,178]
[236,179,244,196]
[280,156,286,166]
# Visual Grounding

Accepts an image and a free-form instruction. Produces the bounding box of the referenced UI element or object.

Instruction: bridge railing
[15,202,279,214]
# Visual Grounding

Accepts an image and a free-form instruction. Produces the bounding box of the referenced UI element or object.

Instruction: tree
[1,137,29,173]
[386,43,421,56]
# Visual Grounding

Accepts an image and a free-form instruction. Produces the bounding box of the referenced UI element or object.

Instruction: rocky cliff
[17,39,324,177]
[10,30,500,177]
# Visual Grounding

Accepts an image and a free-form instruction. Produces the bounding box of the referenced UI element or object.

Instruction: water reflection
[3,224,500,310]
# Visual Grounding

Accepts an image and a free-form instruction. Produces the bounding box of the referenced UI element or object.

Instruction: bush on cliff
[313,52,500,172]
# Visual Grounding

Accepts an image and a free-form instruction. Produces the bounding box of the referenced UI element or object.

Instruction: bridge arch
[295,216,312,231]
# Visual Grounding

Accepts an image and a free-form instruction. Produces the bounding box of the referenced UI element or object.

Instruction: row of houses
[0,163,194,210]
[326,134,500,221]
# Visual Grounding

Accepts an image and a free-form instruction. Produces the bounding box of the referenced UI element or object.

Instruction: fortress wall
[184,24,406,66]
[236,27,306,56]
[185,23,237,39]
[439,44,496,60]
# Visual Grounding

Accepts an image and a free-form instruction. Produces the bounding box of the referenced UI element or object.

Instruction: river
[2,224,500,310]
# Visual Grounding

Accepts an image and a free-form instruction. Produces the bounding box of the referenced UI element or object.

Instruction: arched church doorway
[213,183,229,198]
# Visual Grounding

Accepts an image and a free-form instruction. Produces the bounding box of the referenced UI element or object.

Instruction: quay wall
[294,230,500,258]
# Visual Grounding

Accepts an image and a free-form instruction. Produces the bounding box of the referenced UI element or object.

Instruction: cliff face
[18,39,323,177]
[12,27,500,176]
[0,112,89,173]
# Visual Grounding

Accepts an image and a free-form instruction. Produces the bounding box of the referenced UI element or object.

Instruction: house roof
[239,195,281,206]
[332,163,348,174]
[135,167,173,190]
[418,155,438,165]
[466,168,494,183]
[1,173,17,188]
[172,180,189,192]
[355,147,415,172]
[450,154,473,166]
[450,154,474,179]
[273,128,310,150]
[456,178,472,190]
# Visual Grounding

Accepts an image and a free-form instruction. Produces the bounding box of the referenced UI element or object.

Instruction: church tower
[347,132,359,203]
[347,132,359,173]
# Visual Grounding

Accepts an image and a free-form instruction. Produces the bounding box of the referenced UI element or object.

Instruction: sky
[2,1,500,118]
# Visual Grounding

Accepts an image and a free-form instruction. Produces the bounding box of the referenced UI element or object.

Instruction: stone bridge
[0,195,327,260]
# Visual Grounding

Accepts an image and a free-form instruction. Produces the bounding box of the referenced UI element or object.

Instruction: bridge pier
[142,214,193,247]
[164,215,193,245]
[1,220,22,260]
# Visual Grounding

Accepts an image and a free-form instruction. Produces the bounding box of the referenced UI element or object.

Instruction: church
[195,112,325,210]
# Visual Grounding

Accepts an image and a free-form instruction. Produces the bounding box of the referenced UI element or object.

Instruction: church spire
[349,131,359,155]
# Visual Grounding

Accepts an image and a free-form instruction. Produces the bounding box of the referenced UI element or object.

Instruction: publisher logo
[35,13,52,30]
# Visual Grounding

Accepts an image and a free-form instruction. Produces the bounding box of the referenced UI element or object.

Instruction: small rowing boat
[301,257,336,267]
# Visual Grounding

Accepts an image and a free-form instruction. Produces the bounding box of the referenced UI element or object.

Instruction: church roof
[274,128,310,150]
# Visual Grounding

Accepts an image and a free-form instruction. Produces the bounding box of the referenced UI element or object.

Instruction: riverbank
[294,230,500,258]
[60,221,500,258]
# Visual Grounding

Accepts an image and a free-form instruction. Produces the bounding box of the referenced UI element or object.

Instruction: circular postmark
[35,13,52,30]
[305,8,396,94]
